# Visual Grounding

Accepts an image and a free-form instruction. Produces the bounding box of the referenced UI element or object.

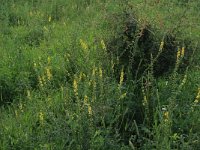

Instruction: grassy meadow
[0,0,200,149]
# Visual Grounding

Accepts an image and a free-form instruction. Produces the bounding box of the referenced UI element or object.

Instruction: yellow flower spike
[180,74,187,87]
[33,62,37,68]
[15,110,18,117]
[82,73,86,78]
[88,80,92,86]
[163,111,169,122]
[38,76,43,87]
[111,64,115,73]
[48,16,51,22]
[43,26,48,31]
[73,77,78,98]
[143,95,148,106]
[83,95,92,115]
[29,11,33,16]
[88,105,92,116]
[141,85,148,107]
[65,57,69,62]
[120,92,127,100]
[39,111,44,125]
[19,103,23,112]
[99,67,103,79]
[47,56,51,64]
[46,97,52,107]
[101,39,106,50]
[79,72,83,81]
[46,68,52,80]
[181,47,185,57]
[194,88,200,103]
[80,39,88,50]
[177,47,181,60]
[42,75,46,85]
[84,95,88,105]
[92,66,96,77]
[27,90,31,99]
[116,56,120,64]
[93,80,97,89]
[159,41,164,51]
[119,67,124,88]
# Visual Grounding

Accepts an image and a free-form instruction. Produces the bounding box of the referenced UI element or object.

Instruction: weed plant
[0,0,200,149]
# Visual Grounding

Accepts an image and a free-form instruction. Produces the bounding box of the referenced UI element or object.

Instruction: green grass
[0,0,200,149]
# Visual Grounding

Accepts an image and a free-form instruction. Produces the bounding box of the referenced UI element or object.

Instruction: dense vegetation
[0,0,200,149]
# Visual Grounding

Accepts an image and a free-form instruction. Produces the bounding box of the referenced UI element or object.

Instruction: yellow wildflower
[33,62,37,68]
[176,46,185,60]
[99,67,103,79]
[180,74,187,87]
[177,47,181,60]
[27,90,31,99]
[88,105,92,116]
[163,111,169,122]
[92,95,96,103]
[82,73,86,78]
[79,72,84,81]
[19,103,23,112]
[88,80,92,86]
[120,92,127,99]
[39,111,44,125]
[47,56,51,64]
[29,11,33,16]
[159,41,164,51]
[60,85,64,93]
[111,59,115,73]
[43,26,48,31]
[84,95,88,105]
[141,85,148,107]
[80,39,88,50]
[93,80,97,89]
[194,88,200,103]
[101,40,106,50]
[143,95,148,106]
[15,110,18,117]
[83,95,92,115]
[38,76,43,87]
[46,67,52,80]
[92,66,96,77]
[42,75,46,85]
[181,47,185,57]
[73,78,78,98]
[48,16,51,22]
[119,67,124,87]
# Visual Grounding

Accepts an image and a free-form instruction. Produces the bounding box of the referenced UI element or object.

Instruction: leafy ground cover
[0,0,200,149]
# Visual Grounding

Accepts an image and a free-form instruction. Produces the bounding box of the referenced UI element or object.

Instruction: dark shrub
[24,28,44,47]
[108,12,191,80]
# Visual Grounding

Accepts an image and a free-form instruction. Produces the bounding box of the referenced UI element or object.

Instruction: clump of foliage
[108,11,193,80]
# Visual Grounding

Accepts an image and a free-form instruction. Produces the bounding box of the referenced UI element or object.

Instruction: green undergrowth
[0,0,200,149]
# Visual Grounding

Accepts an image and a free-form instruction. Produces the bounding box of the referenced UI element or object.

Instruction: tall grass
[0,0,200,149]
